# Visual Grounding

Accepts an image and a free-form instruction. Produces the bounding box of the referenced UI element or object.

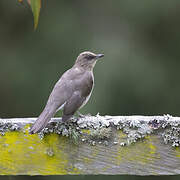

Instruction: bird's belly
[56,102,66,112]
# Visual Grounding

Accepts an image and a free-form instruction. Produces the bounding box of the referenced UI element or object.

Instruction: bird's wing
[44,68,80,111]
[30,69,75,134]
[30,68,93,133]
[62,91,86,122]
[62,70,94,122]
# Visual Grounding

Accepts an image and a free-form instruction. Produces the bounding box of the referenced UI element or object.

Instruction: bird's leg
[61,118,73,128]
[77,111,85,118]
[77,111,91,118]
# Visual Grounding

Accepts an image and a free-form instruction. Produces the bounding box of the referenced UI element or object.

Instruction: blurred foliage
[18,0,41,29]
[0,0,180,119]
[28,0,41,30]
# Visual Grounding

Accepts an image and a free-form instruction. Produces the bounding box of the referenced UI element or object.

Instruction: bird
[30,51,104,134]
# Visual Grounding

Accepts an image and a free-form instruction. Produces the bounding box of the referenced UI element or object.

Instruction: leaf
[28,0,41,30]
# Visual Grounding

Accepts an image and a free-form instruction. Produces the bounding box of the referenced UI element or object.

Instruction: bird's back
[47,67,93,108]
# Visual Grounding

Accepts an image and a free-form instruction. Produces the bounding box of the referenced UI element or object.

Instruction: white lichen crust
[0,114,180,146]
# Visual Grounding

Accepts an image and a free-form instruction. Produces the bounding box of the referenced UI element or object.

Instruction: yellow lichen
[113,134,159,166]
[83,157,91,164]
[117,130,127,138]
[0,125,80,175]
[81,129,91,135]
[175,147,180,158]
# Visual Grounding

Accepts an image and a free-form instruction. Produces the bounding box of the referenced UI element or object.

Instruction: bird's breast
[79,71,94,109]
[81,71,94,96]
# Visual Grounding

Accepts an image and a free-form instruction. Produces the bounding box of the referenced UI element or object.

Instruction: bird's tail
[30,109,55,134]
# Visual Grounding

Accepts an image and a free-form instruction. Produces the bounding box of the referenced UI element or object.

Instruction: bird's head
[75,51,104,70]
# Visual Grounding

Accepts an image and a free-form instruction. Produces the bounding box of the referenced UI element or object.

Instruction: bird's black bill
[96,54,104,58]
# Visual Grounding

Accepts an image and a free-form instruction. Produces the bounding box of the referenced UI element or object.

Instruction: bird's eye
[86,55,94,60]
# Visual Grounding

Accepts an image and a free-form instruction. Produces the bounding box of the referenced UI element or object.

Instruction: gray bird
[30,51,104,134]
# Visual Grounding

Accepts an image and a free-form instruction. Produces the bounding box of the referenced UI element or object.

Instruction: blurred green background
[1,0,180,118]
[0,0,180,179]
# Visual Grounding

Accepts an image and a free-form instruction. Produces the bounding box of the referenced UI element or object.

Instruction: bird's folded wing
[62,91,86,121]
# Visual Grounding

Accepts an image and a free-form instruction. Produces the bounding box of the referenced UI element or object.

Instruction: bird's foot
[60,119,72,128]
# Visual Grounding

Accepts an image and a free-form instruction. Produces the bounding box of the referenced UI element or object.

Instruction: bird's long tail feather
[30,109,55,134]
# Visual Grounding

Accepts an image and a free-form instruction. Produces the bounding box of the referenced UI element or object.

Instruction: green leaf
[29,0,41,30]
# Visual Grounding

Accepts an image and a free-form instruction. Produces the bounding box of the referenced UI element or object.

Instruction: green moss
[89,127,113,140]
